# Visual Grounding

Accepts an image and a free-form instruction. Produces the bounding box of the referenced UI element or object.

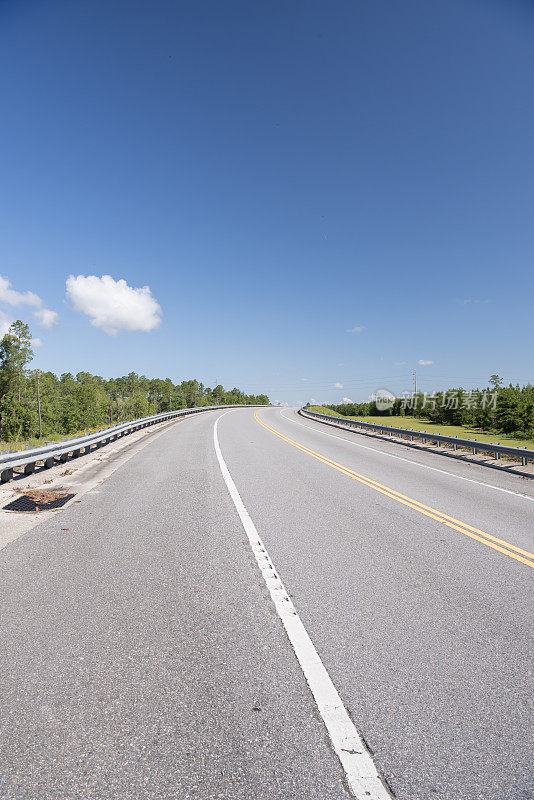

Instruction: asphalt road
[0,407,532,800]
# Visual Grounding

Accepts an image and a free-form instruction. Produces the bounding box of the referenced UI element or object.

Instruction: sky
[1,0,533,406]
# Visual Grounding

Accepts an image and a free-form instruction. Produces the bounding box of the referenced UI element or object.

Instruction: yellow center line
[253,410,534,570]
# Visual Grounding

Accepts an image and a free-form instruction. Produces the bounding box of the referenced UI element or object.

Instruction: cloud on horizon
[0,275,59,337]
[0,310,12,336]
[346,325,365,334]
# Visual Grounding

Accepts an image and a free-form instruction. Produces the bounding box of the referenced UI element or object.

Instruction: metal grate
[3,493,75,512]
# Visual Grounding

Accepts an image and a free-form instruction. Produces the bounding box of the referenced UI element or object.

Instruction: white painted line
[280,409,534,503]
[214,411,392,800]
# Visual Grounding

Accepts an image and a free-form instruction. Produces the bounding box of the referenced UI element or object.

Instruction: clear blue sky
[1,0,532,405]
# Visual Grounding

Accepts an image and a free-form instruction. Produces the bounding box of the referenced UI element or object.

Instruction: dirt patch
[4,488,75,512]
[14,488,69,503]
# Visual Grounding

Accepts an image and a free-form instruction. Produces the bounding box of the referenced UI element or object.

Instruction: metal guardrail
[300,408,534,467]
[0,405,257,484]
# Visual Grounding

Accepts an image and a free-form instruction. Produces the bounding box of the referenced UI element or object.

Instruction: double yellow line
[254,411,534,569]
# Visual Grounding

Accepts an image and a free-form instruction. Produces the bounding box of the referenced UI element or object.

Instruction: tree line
[321,375,534,438]
[0,320,269,442]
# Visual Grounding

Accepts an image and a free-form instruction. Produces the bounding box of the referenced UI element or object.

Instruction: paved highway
[0,407,532,800]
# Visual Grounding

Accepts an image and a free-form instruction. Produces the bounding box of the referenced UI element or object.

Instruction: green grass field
[0,434,61,452]
[306,407,534,451]
[306,405,344,418]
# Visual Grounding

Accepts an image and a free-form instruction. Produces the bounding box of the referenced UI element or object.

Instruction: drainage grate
[3,493,75,512]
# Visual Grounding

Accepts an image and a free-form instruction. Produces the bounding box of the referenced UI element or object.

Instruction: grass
[0,434,61,452]
[306,405,345,418]
[305,407,534,450]
[347,415,534,451]
[0,425,113,453]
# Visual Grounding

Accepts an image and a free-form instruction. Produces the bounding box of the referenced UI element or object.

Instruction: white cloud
[0,275,59,330]
[310,397,317,404]
[0,310,12,336]
[66,274,162,335]
[337,363,345,367]
[342,397,353,403]
[0,276,41,308]
[334,382,343,389]
[31,337,43,348]
[418,359,434,366]
[395,360,407,366]
[300,377,309,382]
[458,298,490,305]
[34,308,59,328]
[346,325,365,334]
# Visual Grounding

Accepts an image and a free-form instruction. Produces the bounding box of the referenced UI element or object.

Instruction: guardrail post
[24,462,36,475]
[495,444,500,460]
[1,468,13,484]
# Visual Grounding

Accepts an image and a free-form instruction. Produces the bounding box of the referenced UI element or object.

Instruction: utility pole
[413,369,417,397]
[169,388,172,412]
[36,371,42,440]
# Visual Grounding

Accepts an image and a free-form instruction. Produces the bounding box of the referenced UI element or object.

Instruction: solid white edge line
[213,411,392,800]
[280,409,534,503]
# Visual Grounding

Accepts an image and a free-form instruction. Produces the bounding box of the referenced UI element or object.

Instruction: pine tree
[0,320,34,439]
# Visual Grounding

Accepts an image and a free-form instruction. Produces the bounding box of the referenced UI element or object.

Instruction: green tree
[0,320,270,443]
[7,320,33,402]
[0,320,34,439]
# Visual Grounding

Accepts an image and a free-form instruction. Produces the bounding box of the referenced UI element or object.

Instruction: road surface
[0,407,532,800]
